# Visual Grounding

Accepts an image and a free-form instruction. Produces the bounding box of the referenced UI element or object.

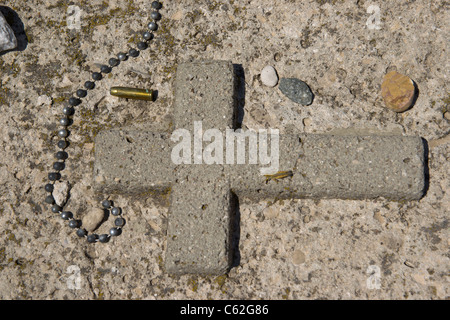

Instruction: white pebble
[53,181,70,207]
[260,65,279,87]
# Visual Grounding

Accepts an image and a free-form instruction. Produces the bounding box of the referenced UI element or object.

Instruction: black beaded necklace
[44,1,163,244]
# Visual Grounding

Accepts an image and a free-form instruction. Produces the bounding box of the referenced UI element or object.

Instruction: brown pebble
[292,250,306,265]
[82,208,105,232]
[381,71,416,112]
[404,260,415,268]
[274,52,281,62]
[444,111,450,121]
[263,206,279,219]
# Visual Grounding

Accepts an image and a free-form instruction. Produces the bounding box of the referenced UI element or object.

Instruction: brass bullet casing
[110,87,154,101]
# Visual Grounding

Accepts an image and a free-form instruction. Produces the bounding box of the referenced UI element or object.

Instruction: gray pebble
[0,12,17,53]
[279,78,313,105]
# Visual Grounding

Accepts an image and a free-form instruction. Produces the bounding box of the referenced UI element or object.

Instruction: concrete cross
[94,60,426,275]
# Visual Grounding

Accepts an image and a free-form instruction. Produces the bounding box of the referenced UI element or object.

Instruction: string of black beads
[44,1,163,243]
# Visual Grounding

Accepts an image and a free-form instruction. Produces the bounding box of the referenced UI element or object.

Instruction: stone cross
[94,60,426,275]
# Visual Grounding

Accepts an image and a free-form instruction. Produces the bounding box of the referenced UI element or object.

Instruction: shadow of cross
[94,60,426,275]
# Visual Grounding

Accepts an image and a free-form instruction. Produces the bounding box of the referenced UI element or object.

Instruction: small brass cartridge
[264,170,294,183]
[110,87,154,101]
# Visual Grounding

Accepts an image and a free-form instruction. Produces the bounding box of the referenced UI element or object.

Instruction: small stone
[373,211,385,224]
[302,117,312,127]
[274,52,282,62]
[0,12,17,52]
[82,208,105,232]
[53,181,70,207]
[381,71,416,112]
[260,65,278,87]
[279,78,313,105]
[262,206,279,219]
[292,249,306,265]
[443,111,450,121]
[404,260,415,268]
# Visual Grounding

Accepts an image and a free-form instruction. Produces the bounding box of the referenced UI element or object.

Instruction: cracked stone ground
[0,0,448,299]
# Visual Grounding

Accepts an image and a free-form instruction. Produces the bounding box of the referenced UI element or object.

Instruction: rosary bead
[143,31,153,40]
[111,207,121,216]
[117,52,128,61]
[55,151,68,160]
[150,11,161,21]
[102,200,112,208]
[61,211,73,220]
[151,1,162,9]
[137,41,148,50]
[109,58,119,67]
[51,204,62,213]
[45,195,55,204]
[57,129,69,138]
[68,97,81,106]
[128,48,139,57]
[148,22,158,31]
[109,227,121,237]
[68,220,80,228]
[115,217,125,227]
[46,1,165,244]
[98,234,110,243]
[76,89,87,98]
[76,228,87,237]
[44,183,54,193]
[53,162,65,171]
[84,81,95,90]
[62,106,75,116]
[57,140,68,149]
[87,234,98,243]
[48,172,61,181]
[92,72,102,81]
[101,65,112,73]
[59,118,70,126]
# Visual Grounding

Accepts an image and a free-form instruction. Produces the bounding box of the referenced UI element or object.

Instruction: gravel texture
[0,0,448,300]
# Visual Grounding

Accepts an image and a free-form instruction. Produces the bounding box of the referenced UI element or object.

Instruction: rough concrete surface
[0,0,448,300]
[96,61,426,276]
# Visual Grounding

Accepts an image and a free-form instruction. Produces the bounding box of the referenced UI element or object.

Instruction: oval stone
[82,208,105,232]
[260,65,278,87]
[279,78,313,105]
[381,71,416,112]
[292,249,306,265]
